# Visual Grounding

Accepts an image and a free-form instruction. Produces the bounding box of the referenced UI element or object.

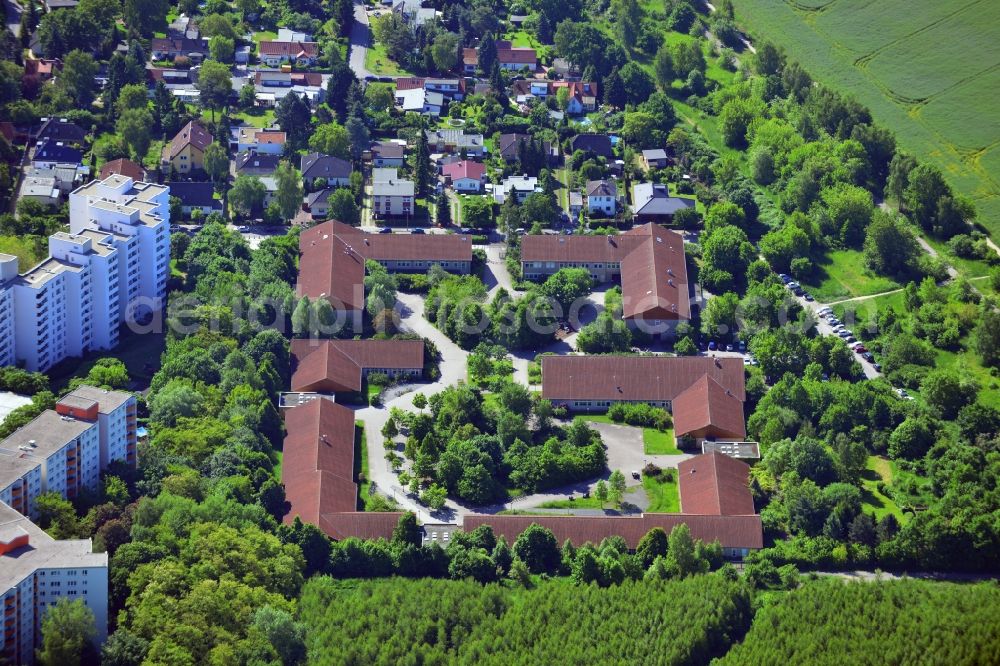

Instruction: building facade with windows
[1,501,109,665]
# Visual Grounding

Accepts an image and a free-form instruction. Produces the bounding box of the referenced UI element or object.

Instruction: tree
[920,370,978,420]
[309,122,350,159]
[203,143,229,184]
[276,92,312,149]
[539,268,593,312]
[209,35,235,63]
[345,115,370,160]
[608,469,626,508]
[273,161,305,222]
[420,483,447,510]
[196,60,233,121]
[327,188,360,225]
[611,0,642,47]
[653,43,675,88]
[117,108,153,161]
[123,0,168,37]
[635,527,668,567]
[436,191,452,227]
[326,63,358,120]
[431,31,460,72]
[199,13,236,38]
[116,83,149,115]
[461,195,493,228]
[58,50,99,107]
[617,62,655,106]
[229,175,267,218]
[37,598,97,666]
[594,480,609,508]
[251,606,306,666]
[701,225,756,292]
[392,512,422,547]
[976,304,1000,367]
[513,523,561,574]
[100,629,150,666]
[664,524,704,578]
[412,130,432,198]
[477,32,497,75]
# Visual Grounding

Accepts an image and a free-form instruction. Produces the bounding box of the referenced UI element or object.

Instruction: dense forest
[299,575,1000,665]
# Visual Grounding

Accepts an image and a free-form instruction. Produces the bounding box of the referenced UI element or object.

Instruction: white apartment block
[0,176,170,372]
[0,255,14,367]
[1,501,109,665]
[0,387,136,520]
[69,175,171,317]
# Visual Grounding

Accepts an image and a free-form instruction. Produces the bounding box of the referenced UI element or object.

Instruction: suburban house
[19,164,84,201]
[258,40,320,67]
[161,120,213,174]
[392,0,437,27]
[492,174,540,204]
[521,223,691,330]
[253,70,326,106]
[98,158,147,182]
[370,141,407,168]
[35,118,86,145]
[236,127,286,155]
[304,188,338,219]
[462,40,537,73]
[276,28,312,42]
[147,67,200,101]
[234,150,280,177]
[301,153,352,188]
[424,130,485,157]
[371,168,414,218]
[642,149,670,170]
[510,80,599,114]
[22,58,60,91]
[585,179,617,216]
[290,338,425,394]
[540,355,745,441]
[441,160,486,193]
[31,139,81,169]
[281,398,403,541]
[150,37,209,62]
[632,182,697,224]
[464,451,760,559]
[395,77,465,101]
[165,181,222,216]
[569,191,583,218]
[497,133,557,165]
[296,220,473,322]
[394,88,443,116]
[18,173,60,206]
[569,133,614,160]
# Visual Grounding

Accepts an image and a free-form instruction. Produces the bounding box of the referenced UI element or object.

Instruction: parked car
[708,341,718,351]
[862,352,874,362]
[803,292,814,301]
[631,470,641,480]
[378,227,392,234]
[818,307,833,316]
[873,362,882,372]
[410,228,426,234]
[787,281,800,289]
[738,340,746,352]
[743,357,752,366]
[854,344,867,353]
[725,344,734,352]
[837,330,852,338]
[515,228,526,235]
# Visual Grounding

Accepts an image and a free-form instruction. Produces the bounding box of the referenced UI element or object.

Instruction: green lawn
[729,0,1000,239]
[504,30,542,49]
[272,450,283,481]
[643,473,680,513]
[227,109,277,129]
[355,423,370,505]
[643,428,679,455]
[367,384,382,405]
[365,42,413,76]
[801,249,901,303]
[538,495,608,510]
[50,329,167,392]
[861,456,905,522]
[252,30,277,45]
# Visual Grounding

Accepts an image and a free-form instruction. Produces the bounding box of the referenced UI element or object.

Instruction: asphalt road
[348,1,375,80]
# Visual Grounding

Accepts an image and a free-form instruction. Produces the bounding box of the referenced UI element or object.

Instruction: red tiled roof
[462,513,763,550]
[255,131,286,145]
[541,355,746,403]
[497,47,536,65]
[165,120,213,160]
[99,158,146,182]
[462,48,477,66]
[290,339,424,393]
[297,220,473,309]
[259,40,319,58]
[672,375,746,440]
[281,398,405,541]
[522,224,690,322]
[395,77,426,91]
[678,452,755,516]
[442,160,485,182]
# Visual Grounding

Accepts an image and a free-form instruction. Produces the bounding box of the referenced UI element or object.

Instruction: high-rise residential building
[0,387,136,520]
[0,255,15,368]
[68,174,170,318]
[0,176,170,372]
[1,501,109,665]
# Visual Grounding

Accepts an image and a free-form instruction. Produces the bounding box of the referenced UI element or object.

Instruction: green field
[642,473,680,512]
[801,249,901,303]
[365,43,413,76]
[731,0,1000,238]
[643,428,680,455]
[861,456,904,521]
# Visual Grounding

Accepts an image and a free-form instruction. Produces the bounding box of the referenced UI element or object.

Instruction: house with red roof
[290,339,425,394]
[540,355,746,442]
[441,160,486,193]
[462,40,537,74]
[258,40,320,67]
[98,158,147,183]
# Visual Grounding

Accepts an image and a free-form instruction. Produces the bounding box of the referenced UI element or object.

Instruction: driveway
[482,243,519,296]
[586,421,694,476]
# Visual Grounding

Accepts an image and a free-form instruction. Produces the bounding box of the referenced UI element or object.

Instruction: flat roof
[0,392,32,423]
[1,501,107,594]
[0,411,96,488]
[63,385,133,413]
[15,257,83,289]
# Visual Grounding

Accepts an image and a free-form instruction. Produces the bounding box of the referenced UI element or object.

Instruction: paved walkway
[347,1,374,80]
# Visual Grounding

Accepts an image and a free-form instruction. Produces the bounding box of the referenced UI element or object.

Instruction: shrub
[396,273,431,293]
[606,403,672,430]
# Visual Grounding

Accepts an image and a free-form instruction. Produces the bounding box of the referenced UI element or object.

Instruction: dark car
[873,362,882,372]
[708,341,718,351]
[378,76,394,83]
[410,228,426,234]
[862,352,874,362]
[803,292,814,301]
[378,227,392,234]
